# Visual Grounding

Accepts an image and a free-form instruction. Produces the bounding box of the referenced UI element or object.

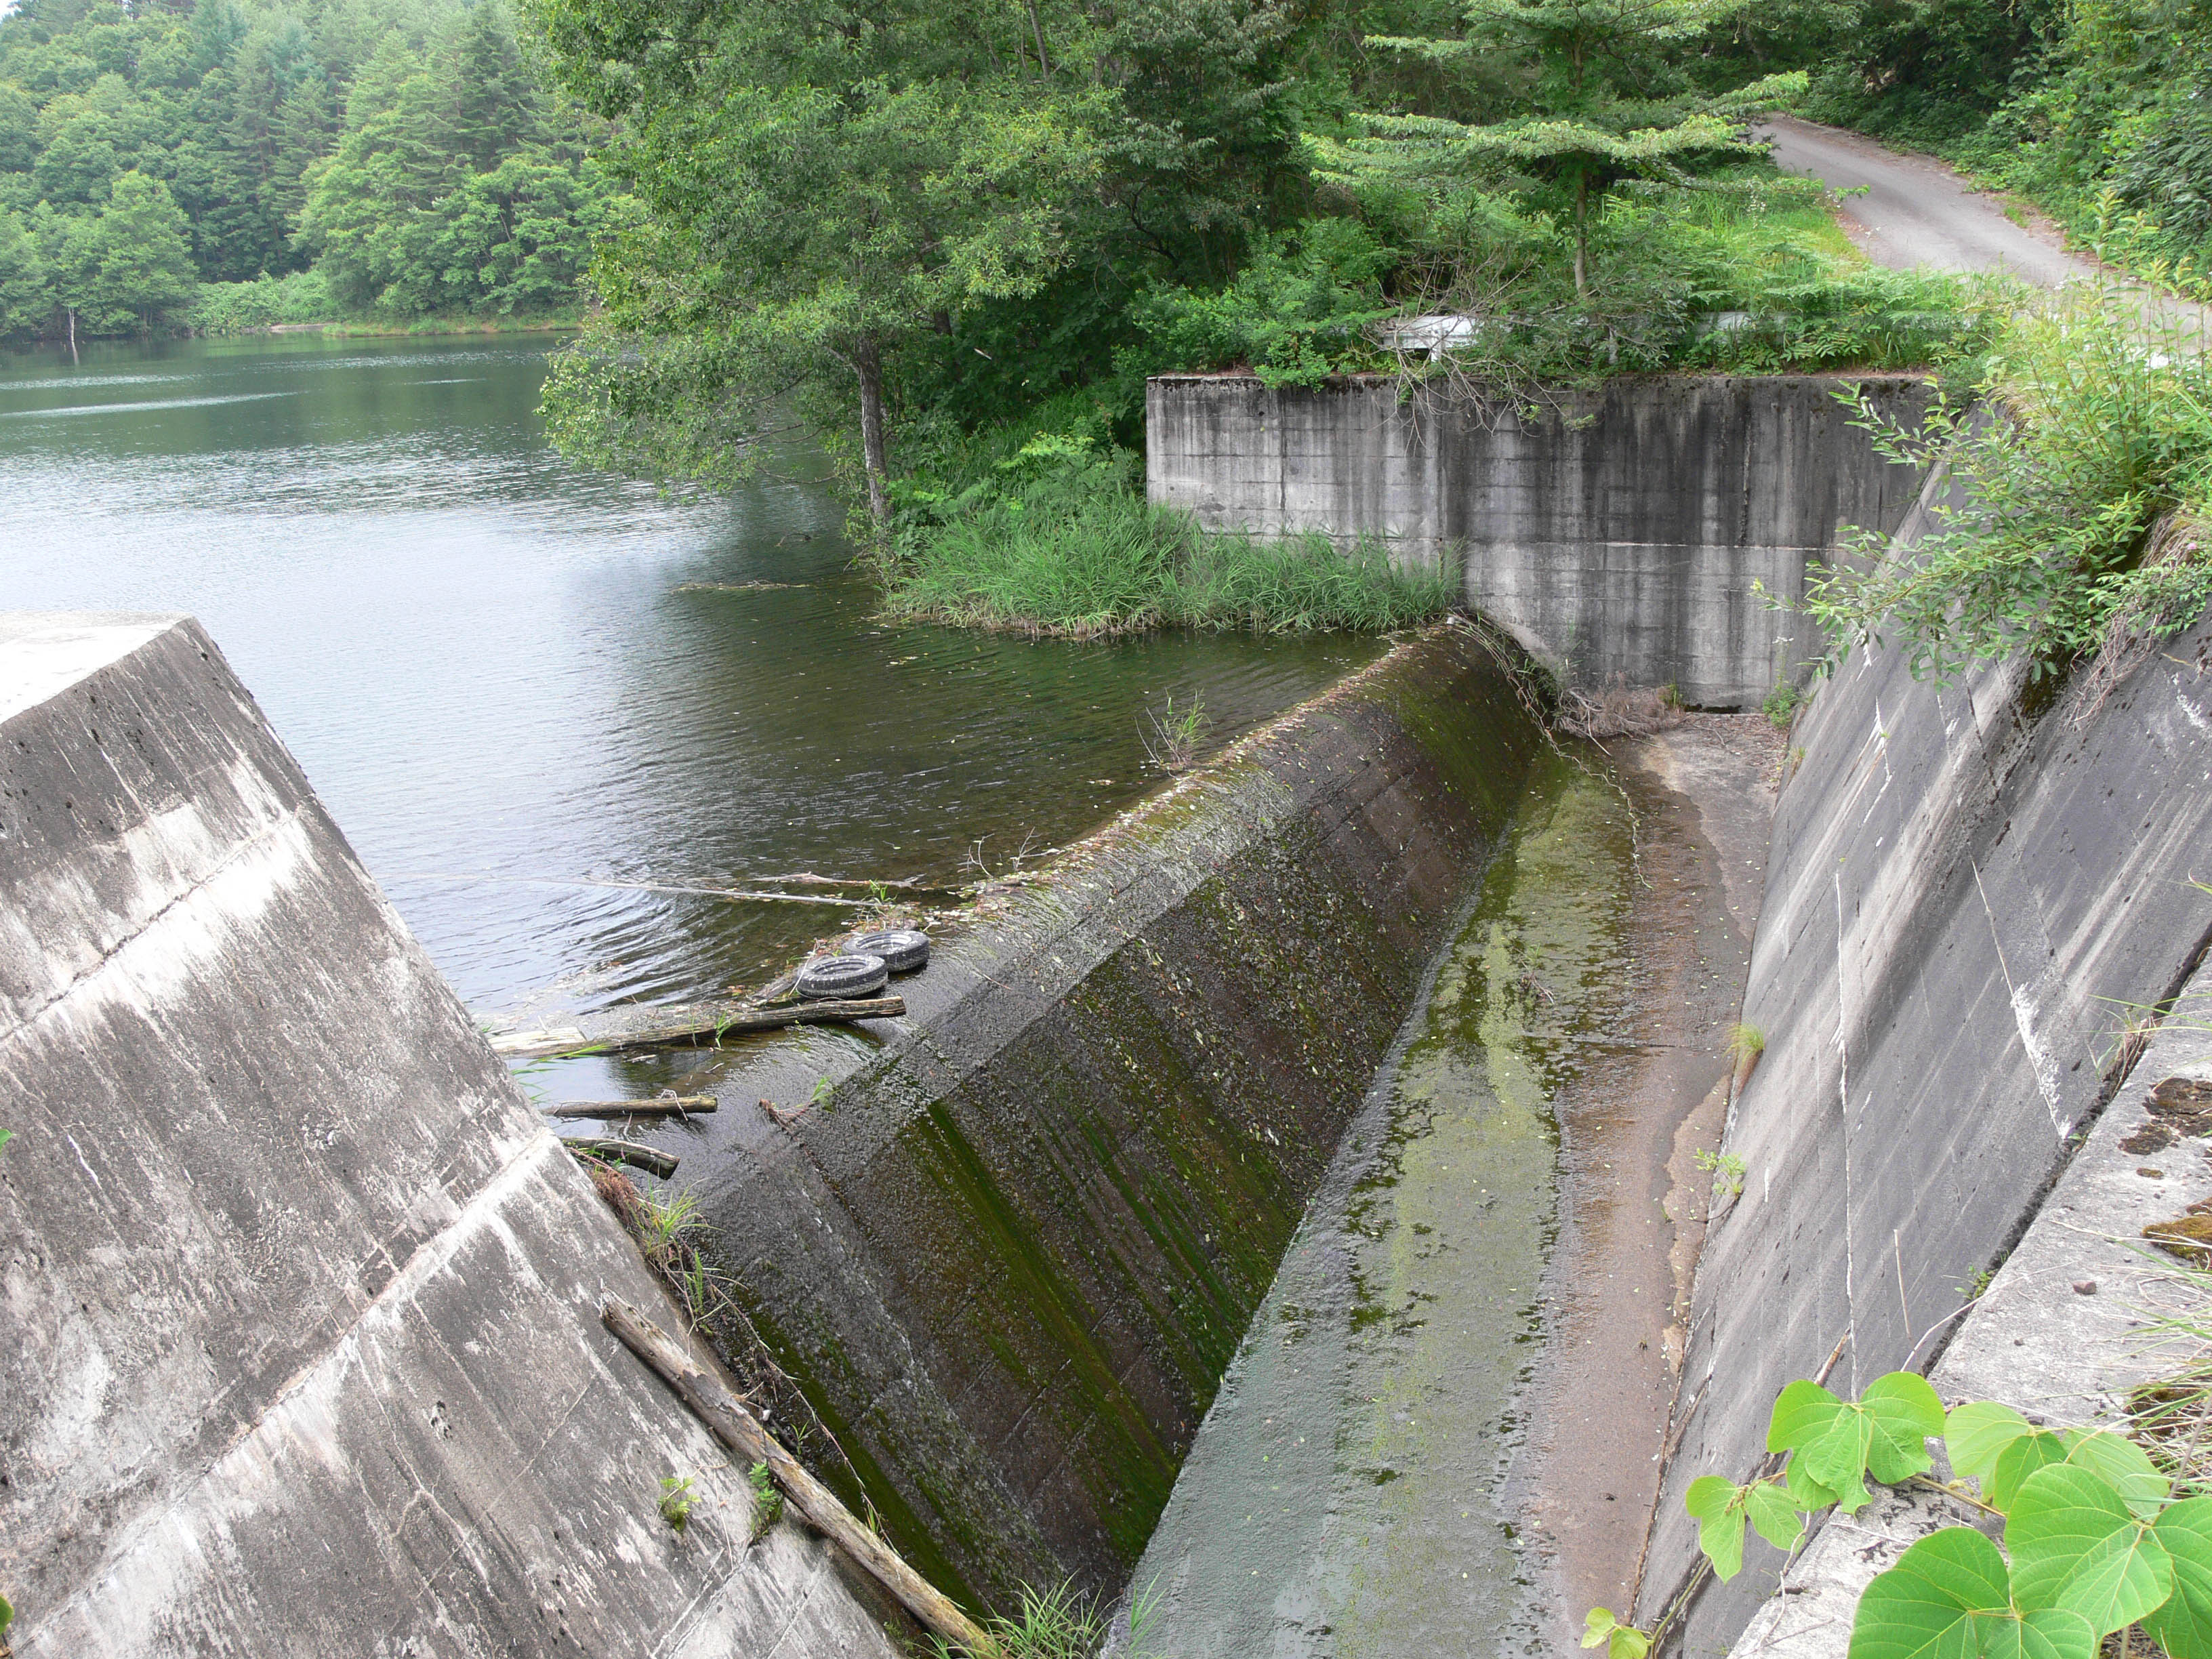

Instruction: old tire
[848,928,930,973]
[796,953,888,1000]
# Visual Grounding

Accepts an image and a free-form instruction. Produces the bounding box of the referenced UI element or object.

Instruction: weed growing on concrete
[1811,287,2212,687]
[928,1580,1103,1659]
[809,1077,834,1110]
[1762,683,1803,729]
[1694,1149,1746,1203]
[1142,695,1207,773]
[745,1461,783,1544]
[658,1473,695,1532]
[0,1128,12,1154]
[1593,1367,2212,1659]
[1957,1265,1996,1301]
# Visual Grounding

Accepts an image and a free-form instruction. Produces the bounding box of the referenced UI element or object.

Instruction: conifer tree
[1334,0,1805,294]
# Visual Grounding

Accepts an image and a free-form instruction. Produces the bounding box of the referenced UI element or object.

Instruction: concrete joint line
[38,1128,571,1634]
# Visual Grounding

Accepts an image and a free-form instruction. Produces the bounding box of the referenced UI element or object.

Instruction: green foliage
[929,1580,1103,1659]
[883,436,1453,638]
[1130,218,1397,387]
[1606,1370,2212,1659]
[745,1460,782,1543]
[657,1472,694,1531]
[188,266,329,330]
[0,0,607,337]
[1805,289,2212,683]
[1328,0,1809,293]
[1763,682,1803,727]
[1581,1605,1652,1658]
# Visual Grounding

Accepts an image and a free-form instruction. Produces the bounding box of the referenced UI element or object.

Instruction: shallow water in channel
[1123,746,1635,1658]
[0,333,1378,1099]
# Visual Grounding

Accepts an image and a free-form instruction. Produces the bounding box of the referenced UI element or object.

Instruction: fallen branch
[601,1299,997,1656]
[563,1139,679,1180]
[493,996,905,1060]
[545,1096,716,1120]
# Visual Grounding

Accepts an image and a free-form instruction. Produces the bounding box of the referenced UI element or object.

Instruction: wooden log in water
[544,1096,716,1120]
[492,996,905,1060]
[562,1138,679,1179]
[601,1298,998,1656]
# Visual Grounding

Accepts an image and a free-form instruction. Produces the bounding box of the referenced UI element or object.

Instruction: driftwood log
[544,1095,716,1120]
[491,996,905,1061]
[562,1138,679,1180]
[600,1298,997,1656]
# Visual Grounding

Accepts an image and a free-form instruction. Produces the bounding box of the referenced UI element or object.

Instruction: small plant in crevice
[809,1076,834,1110]
[1762,683,1803,730]
[1958,1264,1997,1302]
[745,1460,783,1544]
[1695,1149,1747,1206]
[1143,694,1207,773]
[659,1473,695,1532]
[1725,1023,1766,1097]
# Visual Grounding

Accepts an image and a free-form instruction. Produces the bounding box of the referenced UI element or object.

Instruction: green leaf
[2007,1465,2173,1636]
[1686,1476,1748,1580]
[1746,1479,1808,1553]
[1861,1373,1947,1484]
[1946,1401,2035,1483]
[1785,1448,1844,1513]
[1992,1433,2070,1513]
[1849,1525,2096,1659]
[1767,1373,1940,1513]
[2058,1429,2169,1519]
[2150,1496,2212,1659]
[1581,1607,1650,1657]
[0,1590,11,1637]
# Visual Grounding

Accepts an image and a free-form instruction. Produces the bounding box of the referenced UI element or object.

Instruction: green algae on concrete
[1122,746,1635,1657]
[668,626,1553,1614]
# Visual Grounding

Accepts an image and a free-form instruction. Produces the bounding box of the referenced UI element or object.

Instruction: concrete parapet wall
[1145,373,1930,707]
[0,614,905,1656]
[605,624,1549,1609]
[1634,465,2212,1652]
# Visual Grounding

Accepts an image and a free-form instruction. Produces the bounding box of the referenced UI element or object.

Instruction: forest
[0,0,607,337]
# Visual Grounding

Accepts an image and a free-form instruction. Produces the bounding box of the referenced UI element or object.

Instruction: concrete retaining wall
[1145,374,1930,707]
[0,614,906,1656]
[598,624,1550,1610]
[1634,465,2212,1652]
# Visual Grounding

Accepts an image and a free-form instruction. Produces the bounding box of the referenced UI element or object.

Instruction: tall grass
[884,471,1454,639]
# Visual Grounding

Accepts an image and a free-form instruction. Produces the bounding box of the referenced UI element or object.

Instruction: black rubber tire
[847,928,930,973]
[795,953,888,1000]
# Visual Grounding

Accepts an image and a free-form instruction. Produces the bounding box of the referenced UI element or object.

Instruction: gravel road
[1761,114,2093,284]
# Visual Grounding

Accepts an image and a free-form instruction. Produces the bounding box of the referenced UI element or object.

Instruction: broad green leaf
[1,1590,11,1636]
[1785,1448,1843,1513]
[1767,1373,1940,1512]
[2007,1465,2173,1636]
[1860,1373,1947,1484]
[2058,1429,2169,1519]
[1686,1476,1748,1580]
[1848,1526,2095,1659]
[2148,1495,2212,1659]
[1580,1607,1650,1658]
[1746,1479,1808,1553]
[1992,1433,2070,1513]
[1946,1401,2035,1483]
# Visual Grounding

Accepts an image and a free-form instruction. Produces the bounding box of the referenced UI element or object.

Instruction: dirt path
[1515,716,1784,1640]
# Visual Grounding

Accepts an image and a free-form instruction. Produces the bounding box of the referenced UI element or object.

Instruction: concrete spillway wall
[0,614,905,1656]
[619,626,1549,1610]
[1635,466,2212,1652]
[1145,373,1930,707]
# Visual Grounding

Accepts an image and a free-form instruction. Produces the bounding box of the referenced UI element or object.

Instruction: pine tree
[1331,0,1806,294]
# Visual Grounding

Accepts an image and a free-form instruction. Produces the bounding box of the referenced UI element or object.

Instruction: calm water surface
[0,334,1376,1069]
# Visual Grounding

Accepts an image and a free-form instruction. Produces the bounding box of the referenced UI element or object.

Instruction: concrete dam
[8,371,2211,1658]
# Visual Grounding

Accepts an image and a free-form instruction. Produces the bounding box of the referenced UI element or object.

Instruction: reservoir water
[0,333,1376,1099]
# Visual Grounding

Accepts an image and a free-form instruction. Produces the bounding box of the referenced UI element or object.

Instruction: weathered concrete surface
[600,622,1552,1610]
[0,613,907,1656]
[1145,374,1930,706]
[1726,959,2212,1656]
[1635,462,2212,1652]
